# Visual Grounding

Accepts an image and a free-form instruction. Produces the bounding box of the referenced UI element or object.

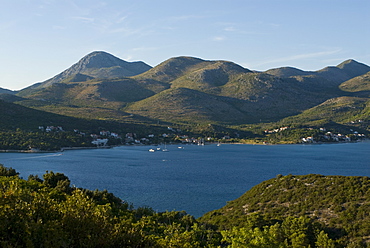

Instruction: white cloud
[71,16,95,23]
[256,49,343,67]
[213,36,226,41]
[224,26,236,32]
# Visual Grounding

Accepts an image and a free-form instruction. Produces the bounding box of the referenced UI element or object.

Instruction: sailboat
[162,143,169,152]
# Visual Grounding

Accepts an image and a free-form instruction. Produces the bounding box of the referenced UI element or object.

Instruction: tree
[43,171,71,193]
[0,164,19,177]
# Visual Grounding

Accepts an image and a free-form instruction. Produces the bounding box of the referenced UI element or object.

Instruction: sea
[1,141,369,218]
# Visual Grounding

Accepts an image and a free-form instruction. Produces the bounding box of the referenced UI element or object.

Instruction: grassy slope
[124,87,253,124]
[277,97,370,126]
[339,71,370,93]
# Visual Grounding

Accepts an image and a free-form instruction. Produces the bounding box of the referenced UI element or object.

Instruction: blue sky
[1,0,369,90]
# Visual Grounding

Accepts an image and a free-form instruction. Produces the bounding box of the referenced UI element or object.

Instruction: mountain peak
[77,51,129,69]
[38,51,152,87]
[335,59,370,78]
[336,59,369,69]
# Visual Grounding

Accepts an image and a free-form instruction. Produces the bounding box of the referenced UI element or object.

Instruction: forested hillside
[200,174,370,247]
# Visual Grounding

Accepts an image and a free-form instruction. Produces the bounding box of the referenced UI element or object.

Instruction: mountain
[11,53,370,130]
[126,66,342,124]
[199,174,370,245]
[21,51,152,91]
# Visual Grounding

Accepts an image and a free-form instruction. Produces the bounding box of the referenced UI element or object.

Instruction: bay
[1,141,369,218]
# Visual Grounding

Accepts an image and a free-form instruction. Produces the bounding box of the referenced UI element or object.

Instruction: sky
[1,0,370,90]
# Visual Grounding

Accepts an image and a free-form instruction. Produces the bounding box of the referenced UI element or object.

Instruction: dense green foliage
[200,174,370,247]
[1,164,369,247]
[0,165,221,247]
[0,130,94,151]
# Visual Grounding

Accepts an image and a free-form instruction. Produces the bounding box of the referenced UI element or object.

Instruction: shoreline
[0,146,112,154]
[0,139,368,153]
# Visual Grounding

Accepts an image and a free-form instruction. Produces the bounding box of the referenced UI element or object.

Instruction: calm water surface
[1,142,369,217]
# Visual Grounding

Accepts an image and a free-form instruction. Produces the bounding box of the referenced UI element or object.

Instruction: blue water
[1,142,369,217]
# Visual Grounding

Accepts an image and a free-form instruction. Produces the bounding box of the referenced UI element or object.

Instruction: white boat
[149,149,155,152]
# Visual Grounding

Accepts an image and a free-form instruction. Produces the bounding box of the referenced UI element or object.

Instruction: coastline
[0,139,368,153]
[0,146,112,153]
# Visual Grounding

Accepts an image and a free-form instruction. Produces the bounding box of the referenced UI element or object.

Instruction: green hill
[277,96,370,127]
[125,87,254,124]
[134,56,213,83]
[199,174,370,246]
[339,71,370,93]
[170,60,250,93]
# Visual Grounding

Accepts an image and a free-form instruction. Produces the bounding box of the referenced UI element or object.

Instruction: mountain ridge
[4,52,370,135]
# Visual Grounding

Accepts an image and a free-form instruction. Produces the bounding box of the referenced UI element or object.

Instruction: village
[36,122,369,150]
[37,125,232,148]
[264,124,367,144]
